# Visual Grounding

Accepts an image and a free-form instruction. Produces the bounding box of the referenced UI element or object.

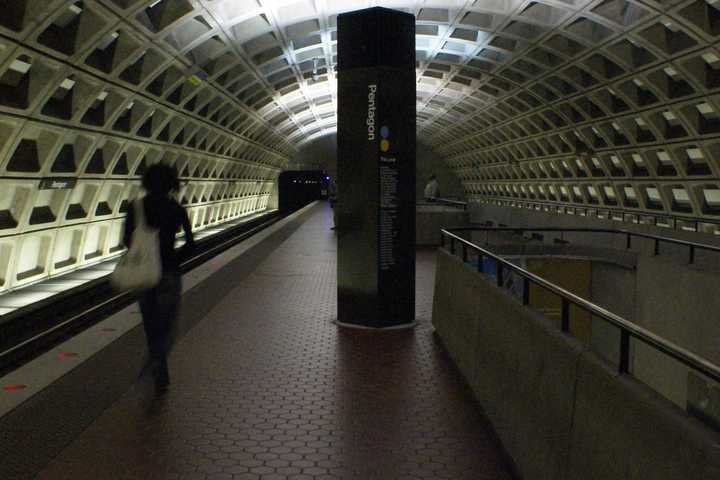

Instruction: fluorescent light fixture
[704,189,720,205]
[657,151,671,161]
[673,189,690,202]
[687,148,703,159]
[60,78,76,90]
[646,187,661,200]
[702,52,720,64]
[9,59,31,74]
[697,102,714,114]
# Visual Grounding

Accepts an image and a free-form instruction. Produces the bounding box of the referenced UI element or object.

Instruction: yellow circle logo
[380,139,390,152]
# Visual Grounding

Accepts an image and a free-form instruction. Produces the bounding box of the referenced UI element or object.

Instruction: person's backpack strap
[134,198,146,228]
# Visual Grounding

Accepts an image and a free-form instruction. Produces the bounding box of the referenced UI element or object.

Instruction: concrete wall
[525,257,592,342]
[288,134,338,178]
[470,203,720,271]
[467,203,720,409]
[588,261,636,368]
[416,205,467,245]
[574,254,717,408]
[289,133,466,201]
[633,255,720,407]
[268,181,279,210]
[415,143,465,201]
[432,249,720,480]
[466,240,636,379]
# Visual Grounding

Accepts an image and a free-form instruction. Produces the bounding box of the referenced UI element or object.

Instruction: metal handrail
[424,197,468,209]
[440,229,720,384]
[445,226,720,264]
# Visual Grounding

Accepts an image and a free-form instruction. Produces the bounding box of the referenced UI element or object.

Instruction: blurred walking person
[123,163,194,393]
[328,178,338,230]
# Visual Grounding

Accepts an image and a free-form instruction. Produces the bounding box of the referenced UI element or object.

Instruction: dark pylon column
[336,7,416,328]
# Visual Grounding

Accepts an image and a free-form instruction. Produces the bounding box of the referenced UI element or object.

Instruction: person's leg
[139,288,162,368]
[153,273,182,388]
[331,202,337,230]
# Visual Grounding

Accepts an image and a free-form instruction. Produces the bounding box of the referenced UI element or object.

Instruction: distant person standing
[424,174,439,201]
[328,179,338,230]
[123,163,195,393]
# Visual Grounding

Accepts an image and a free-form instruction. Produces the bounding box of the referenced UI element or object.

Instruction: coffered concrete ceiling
[1,0,720,295]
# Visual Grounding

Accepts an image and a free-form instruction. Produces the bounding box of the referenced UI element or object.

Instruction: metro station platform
[34,202,514,480]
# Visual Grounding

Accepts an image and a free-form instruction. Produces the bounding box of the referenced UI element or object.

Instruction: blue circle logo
[380,126,390,139]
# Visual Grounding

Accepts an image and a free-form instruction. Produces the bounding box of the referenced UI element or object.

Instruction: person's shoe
[330,226,336,230]
[155,380,169,395]
[156,359,169,379]
[155,370,169,394]
[138,359,158,381]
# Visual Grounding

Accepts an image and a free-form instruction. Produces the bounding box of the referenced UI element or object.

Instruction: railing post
[561,298,570,333]
[626,233,631,250]
[477,254,484,273]
[440,233,445,248]
[496,262,503,287]
[462,244,468,262]
[522,278,530,305]
[619,330,630,374]
[654,238,660,256]
[450,238,455,255]
[689,246,695,264]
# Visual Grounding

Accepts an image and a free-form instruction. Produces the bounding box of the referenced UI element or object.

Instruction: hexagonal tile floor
[38,203,514,480]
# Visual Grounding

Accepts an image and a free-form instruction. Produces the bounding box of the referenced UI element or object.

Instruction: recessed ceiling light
[9,59,31,74]
[60,78,76,90]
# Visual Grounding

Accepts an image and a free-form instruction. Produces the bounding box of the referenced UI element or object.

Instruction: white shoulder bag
[110,198,162,291]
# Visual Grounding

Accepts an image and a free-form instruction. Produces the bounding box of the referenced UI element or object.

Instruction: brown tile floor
[38,203,514,480]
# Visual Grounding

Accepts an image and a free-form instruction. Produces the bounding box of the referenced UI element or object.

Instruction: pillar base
[333,319,418,330]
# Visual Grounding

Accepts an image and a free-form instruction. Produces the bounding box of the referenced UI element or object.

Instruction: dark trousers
[139,272,181,380]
